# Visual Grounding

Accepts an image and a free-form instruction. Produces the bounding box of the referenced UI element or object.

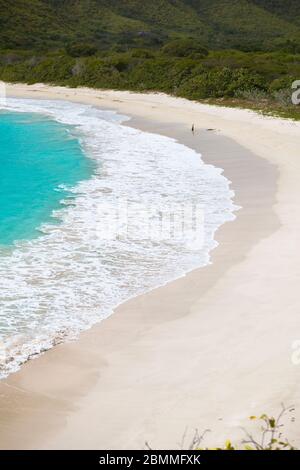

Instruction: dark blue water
[0,112,94,245]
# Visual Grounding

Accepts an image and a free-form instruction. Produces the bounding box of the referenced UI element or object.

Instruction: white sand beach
[0,83,300,449]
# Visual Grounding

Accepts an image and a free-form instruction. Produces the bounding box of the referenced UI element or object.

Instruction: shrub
[273,89,293,107]
[179,67,265,99]
[66,43,98,58]
[145,405,297,451]
[130,49,155,59]
[162,39,209,59]
[269,76,296,92]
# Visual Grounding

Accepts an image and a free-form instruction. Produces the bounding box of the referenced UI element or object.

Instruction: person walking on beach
[192,123,195,135]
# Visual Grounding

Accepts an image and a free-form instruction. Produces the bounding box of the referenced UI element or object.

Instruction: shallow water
[0,111,94,246]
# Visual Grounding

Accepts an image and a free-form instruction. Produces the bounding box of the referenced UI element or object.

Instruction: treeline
[0,39,299,119]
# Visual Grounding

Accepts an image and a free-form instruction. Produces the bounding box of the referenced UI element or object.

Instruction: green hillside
[184,0,300,50]
[0,0,299,119]
[252,0,300,26]
[0,0,299,51]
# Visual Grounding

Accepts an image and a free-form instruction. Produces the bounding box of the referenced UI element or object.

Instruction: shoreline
[0,93,235,380]
[1,84,300,449]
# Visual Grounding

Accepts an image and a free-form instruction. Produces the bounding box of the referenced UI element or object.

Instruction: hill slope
[252,0,300,26]
[0,0,299,51]
[0,1,299,120]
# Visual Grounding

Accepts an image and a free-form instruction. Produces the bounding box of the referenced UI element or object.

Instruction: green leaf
[269,418,276,429]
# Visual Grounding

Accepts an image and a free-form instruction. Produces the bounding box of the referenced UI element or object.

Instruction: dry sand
[0,84,299,449]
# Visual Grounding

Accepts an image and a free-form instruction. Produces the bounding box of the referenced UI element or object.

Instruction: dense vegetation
[0,0,299,118]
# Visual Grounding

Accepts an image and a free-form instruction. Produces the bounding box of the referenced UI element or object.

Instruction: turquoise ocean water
[0,111,94,246]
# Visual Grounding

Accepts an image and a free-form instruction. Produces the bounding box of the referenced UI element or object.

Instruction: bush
[179,67,266,99]
[66,43,98,58]
[162,39,209,59]
[273,89,293,107]
[269,76,296,92]
[0,47,299,120]
[130,49,155,59]
[26,56,75,83]
[146,405,297,451]
[69,57,122,88]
